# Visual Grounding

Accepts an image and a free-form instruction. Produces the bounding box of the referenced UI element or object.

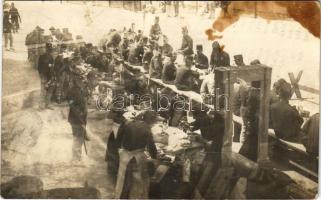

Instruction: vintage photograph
[1,1,320,199]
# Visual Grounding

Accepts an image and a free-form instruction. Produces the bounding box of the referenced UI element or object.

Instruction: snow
[1,106,115,197]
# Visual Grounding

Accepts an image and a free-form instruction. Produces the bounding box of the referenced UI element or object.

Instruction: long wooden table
[123,62,311,155]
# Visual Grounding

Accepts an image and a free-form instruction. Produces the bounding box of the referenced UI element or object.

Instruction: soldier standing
[38,43,55,109]
[66,56,96,162]
[179,27,193,57]
[149,16,162,41]
[54,44,69,104]
[9,3,21,33]
[3,8,13,51]
[209,41,230,70]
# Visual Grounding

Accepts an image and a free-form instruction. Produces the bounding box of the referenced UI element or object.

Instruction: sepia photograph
[1,1,320,199]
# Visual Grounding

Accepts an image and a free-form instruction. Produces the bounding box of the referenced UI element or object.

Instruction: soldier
[134,30,143,43]
[49,26,59,42]
[67,58,96,162]
[38,43,55,109]
[142,44,153,71]
[234,54,245,66]
[161,52,177,84]
[161,35,173,57]
[178,27,193,57]
[149,45,163,79]
[114,113,157,199]
[3,8,13,51]
[209,41,230,69]
[54,44,68,104]
[128,43,138,65]
[174,55,195,91]
[270,80,303,141]
[9,3,21,33]
[150,16,162,41]
[194,44,209,70]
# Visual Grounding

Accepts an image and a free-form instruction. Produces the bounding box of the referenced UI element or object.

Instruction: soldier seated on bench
[174,55,196,91]
[270,79,303,142]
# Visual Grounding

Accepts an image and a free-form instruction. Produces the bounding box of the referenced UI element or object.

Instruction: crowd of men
[36,15,319,198]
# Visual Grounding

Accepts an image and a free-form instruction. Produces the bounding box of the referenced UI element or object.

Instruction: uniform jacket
[149,55,163,79]
[3,11,12,33]
[210,50,230,68]
[150,24,161,37]
[181,35,193,56]
[38,52,54,80]
[162,43,173,57]
[194,53,209,70]
[174,67,194,91]
[270,100,303,140]
[53,54,66,76]
[67,79,89,125]
[161,61,176,84]
[9,7,20,20]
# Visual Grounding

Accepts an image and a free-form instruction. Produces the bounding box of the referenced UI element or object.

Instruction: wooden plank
[268,131,308,155]
[221,70,236,155]
[257,67,272,163]
[289,160,318,179]
[298,85,319,95]
[288,72,302,99]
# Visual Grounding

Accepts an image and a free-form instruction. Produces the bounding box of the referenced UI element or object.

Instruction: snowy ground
[1,1,319,198]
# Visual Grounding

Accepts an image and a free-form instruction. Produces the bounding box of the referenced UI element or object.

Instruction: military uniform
[150,23,161,40]
[53,53,68,103]
[161,61,176,84]
[162,43,173,57]
[3,11,13,49]
[194,53,209,70]
[174,67,194,91]
[149,55,163,79]
[209,50,230,68]
[181,35,193,56]
[270,100,303,141]
[38,51,54,108]
[67,76,89,161]
[9,7,21,32]
[114,120,157,199]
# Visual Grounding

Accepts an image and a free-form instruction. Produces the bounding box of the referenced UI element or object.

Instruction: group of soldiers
[3,2,21,51]
[35,13,319,198]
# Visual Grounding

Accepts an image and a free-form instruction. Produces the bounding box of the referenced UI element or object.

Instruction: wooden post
[257,67,272,163]
[221,70,237,156]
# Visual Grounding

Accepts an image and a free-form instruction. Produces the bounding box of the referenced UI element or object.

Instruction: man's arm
[17,9,21,22]
[147,133,157,159]
[200,78,208,95]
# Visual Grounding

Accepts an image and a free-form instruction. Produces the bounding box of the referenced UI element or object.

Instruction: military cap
[196,45,203,50]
